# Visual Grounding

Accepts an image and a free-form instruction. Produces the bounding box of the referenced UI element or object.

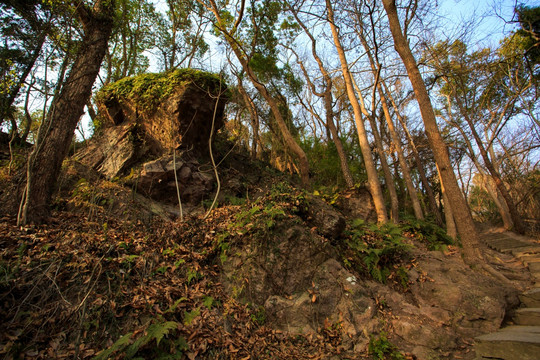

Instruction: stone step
[512,246,540,258]
[513,308,540,326]
[475,326,540,360]
[520,288,540,307]
[518,254,540,266]
[484,237,531,253]
[529,262,540,273]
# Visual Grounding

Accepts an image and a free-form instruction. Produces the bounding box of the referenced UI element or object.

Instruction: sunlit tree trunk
[20,0,115,225]
[382,0,482,262]
[358,35,424,220]
[286,1,354,187]
[326,0,388,223]
[453,98,526,234]
[437,164,457,239]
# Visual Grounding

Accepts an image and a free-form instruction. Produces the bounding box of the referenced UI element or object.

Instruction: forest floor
[0,146,537,359]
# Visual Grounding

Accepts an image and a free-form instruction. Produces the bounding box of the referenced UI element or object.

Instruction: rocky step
[483,236,531,253]
[512,246,540,258]
[475,326,540,360]
[518,254,540,266]
[520,288,540,308]
[513,308,540,326]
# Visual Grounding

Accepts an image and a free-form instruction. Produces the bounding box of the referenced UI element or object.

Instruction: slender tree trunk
[326,0,388,223]
[325,92,355,188]
[20,0,115,225]
[237,77,259,159]
[383,0,482,262]
[446,112,514,230]
[437,164,457,239]
[455,99,526,234]
[369,110,399,222]
[0,32,46,126]
[286,1,354,187]
[383,82,443,225]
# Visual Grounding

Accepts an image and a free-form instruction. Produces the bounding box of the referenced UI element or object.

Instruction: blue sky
[439,0,540,46]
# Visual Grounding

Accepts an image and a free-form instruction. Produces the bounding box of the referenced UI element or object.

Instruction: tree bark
[358,35,424,220]
[437,164,457,239]
[326,0,388,223]
[20,0,115,225]
[382,0,482,262]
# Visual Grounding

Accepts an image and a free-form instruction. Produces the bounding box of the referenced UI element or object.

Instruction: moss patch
[95,69,228,112]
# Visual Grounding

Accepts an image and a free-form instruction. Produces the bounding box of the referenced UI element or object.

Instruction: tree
[426,39,530,233]
[285,0,354,188]
[197,0,311,186]
[382,0,483,263]
[326,0,388,223]
[515,5,540,70]
[0,0,49,135]
[19,0,115,225]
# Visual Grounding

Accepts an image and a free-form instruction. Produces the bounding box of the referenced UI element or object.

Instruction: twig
[173,148,184,221]
[204,79,224,220]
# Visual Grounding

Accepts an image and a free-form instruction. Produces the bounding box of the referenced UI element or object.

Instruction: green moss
[95,69,228,112]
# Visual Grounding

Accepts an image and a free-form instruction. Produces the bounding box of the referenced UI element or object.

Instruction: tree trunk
[326,0,388,223]
[20,0,115,225]
[325,93,355,188]
[455,99,526,234]
[286,2,354,187]
[237,77,260,160]
[383,81,443,225]
[383,0,482,262]
[437,164,457,239]
[369,111,399,222]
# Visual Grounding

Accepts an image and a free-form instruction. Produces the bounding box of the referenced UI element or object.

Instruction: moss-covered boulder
[77,69,229,179]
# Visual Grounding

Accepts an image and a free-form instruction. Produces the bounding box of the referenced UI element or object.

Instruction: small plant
[345,219,412,283]
[401,216,454,250]
[368,332,405,360]
[187,269,202,284]
[250,305,266,325]
[93,320,185,360]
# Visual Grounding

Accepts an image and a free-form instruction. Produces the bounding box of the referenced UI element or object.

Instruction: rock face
[222,219,377,349]
[77,70,228,179]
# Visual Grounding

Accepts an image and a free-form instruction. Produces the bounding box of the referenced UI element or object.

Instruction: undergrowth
[343,219,413,284]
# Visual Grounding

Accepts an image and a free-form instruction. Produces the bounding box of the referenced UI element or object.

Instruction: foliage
[515,5,540,68]
[300,136,366,189]
[95,68,228,112]
[368,332,406,360]
[344,219,412,283]
[93,321,185,360]
[400,216,455,251]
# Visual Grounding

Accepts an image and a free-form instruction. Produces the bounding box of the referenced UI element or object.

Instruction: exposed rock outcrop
[76,69,228,180]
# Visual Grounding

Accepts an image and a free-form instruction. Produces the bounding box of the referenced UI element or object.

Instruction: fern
[93,321,180,360]
[93,333,133,360]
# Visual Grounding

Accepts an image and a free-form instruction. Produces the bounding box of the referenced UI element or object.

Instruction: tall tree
[285,0,354,187]
[326,0,388,223]
[20,0,115,225]
[0,0,49,132]
[382,0,483,263]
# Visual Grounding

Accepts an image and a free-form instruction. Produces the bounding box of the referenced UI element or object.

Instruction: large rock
[222,220,377,348]
[77,69,228,179]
